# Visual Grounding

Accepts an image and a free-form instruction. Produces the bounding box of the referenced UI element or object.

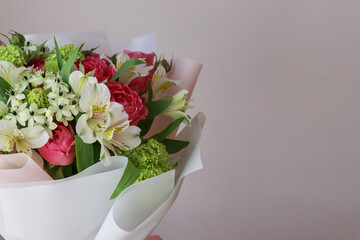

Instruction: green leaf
[151,117,185,142]
[0,76,11,104]
[108,53,117,65]
[111,58,145,81]
[60,43,84,85]
[138,118,154,137]
[93,141,101,164]
[0,33,10,43]
[144,97,173,120]
[147,78,153,103]
[110,159,140,200]
[62,164,74,178]
[75,135,94,172]
[27,40,47,62]
[82,45,100,57]
[54,37,63,70]
[48,166,65,180]
[162,138,190,154]
[13,31,25,47]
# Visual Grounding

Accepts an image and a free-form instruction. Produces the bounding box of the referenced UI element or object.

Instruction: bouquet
[0,31,204,240]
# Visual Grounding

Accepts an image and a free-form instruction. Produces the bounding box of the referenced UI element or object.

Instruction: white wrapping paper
[0,112,204,240]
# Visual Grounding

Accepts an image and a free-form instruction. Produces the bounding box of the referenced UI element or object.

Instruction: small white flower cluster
[0,61,79,137]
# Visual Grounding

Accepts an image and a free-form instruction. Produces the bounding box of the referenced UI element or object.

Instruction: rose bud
[38,123,76,166]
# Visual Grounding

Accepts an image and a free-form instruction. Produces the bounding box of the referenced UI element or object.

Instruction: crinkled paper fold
[0,111,204,240]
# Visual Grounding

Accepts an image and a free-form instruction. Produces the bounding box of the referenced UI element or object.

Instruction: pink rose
[124,50,155,95]
[106,80,148,125]
[39,123,76,166]
[128,68,155,95]
[26,59,45,70]
[75,53,116,82]
[124,50,155,66]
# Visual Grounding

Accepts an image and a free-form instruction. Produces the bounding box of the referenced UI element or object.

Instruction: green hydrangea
[122,139,171,181]
[44,44,84,73]
[27,88,49,108]
[0,45,26,66]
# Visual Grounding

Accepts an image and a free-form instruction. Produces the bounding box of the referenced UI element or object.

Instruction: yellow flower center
[92,105,107,114]
[8,134,24,151]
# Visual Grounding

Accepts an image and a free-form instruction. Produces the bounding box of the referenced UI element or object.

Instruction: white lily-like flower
[151,65,181,99]
[76,83,110,143]
[0,61,29,86]
[162,89,192,124]
[98,103,141,165]
[69,71,98,97]
[0,61,16,83]
[28,103,46,127]
[116,53,151,84]
[76,83,141,165]
[0,120,49,156]
[0,101,8,117]
[4,102,29,126]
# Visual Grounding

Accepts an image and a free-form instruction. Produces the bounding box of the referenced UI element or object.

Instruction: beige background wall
[1,0,360,239]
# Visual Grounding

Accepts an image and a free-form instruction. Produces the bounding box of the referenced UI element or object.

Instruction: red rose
[106,80,148,125]
[75,53,115,82]
[26,59,45,70]
[124,50,155,95]
[38,123,76,166]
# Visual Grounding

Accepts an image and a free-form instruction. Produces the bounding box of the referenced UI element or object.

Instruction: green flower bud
[27,88,49,108]
[121,139,171,181]
[0,45,26,66]
[44,44,84,73]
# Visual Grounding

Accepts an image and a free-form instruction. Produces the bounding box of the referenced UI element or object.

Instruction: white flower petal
[76,114,97,144]
[15,140,31,156]
[106,102,129,129]
[110,125,141,151]
[21,125,49,149]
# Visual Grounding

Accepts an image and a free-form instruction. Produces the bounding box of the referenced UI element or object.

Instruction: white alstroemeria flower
[0,120,49,156]
[0,101,8,117]
[4,102,29,126]
[115,53,151,84]
[48,99,74,126]
[152,65,181,98]
[76,83,110,143]
[7,83,27,106]
[76,83,141,165]
[98,103,141,165]
[28,103,46,127]
[162,89,192,124]
[115,53,130,70]
[0,61,16,82]
[69,71,97,97]
[0,61,30,86]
